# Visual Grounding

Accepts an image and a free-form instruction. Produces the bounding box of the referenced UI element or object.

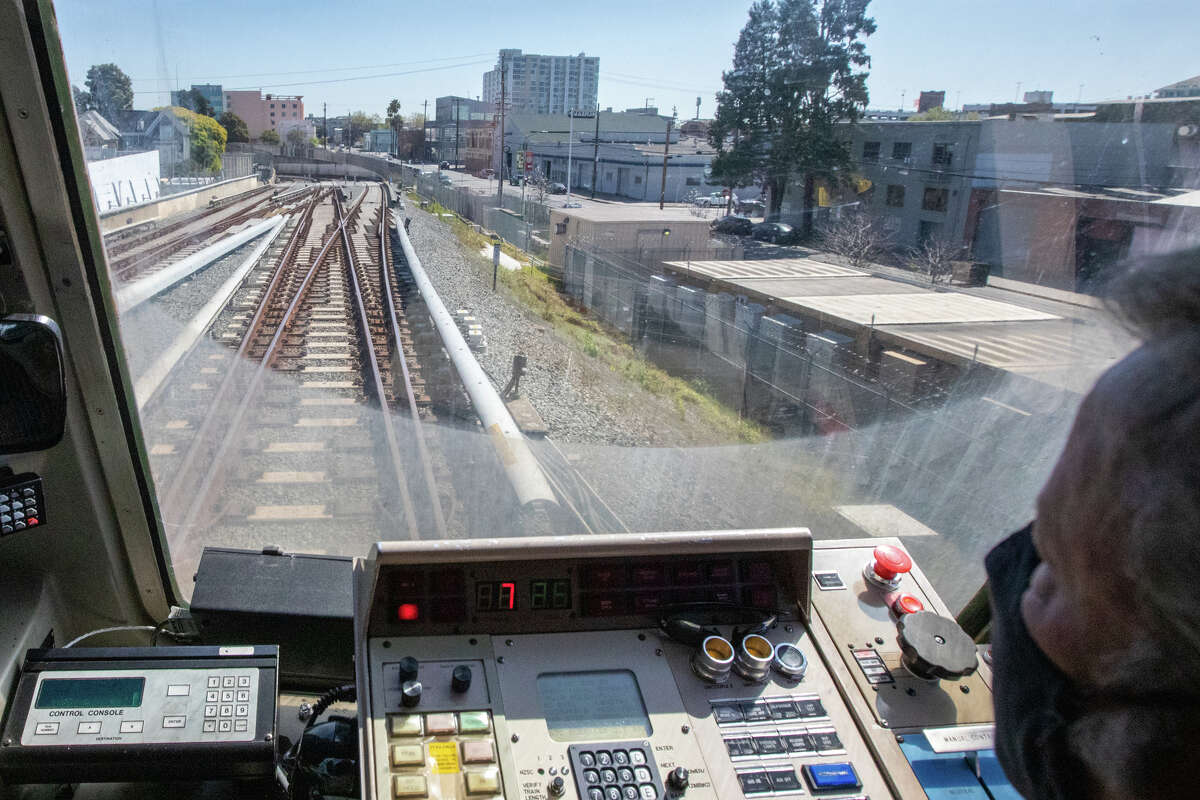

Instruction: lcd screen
[35,677,146,709]
[537,670,652,742]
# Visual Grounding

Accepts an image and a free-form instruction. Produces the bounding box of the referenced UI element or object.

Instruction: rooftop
[662,256,1134,394]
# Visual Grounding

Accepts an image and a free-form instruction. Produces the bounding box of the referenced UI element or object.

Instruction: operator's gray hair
[1067,247,1200,798]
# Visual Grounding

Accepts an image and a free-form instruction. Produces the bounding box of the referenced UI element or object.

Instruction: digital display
[475,581,517,612]
[35,677,145,709]
[537,670,653,742]
[530,578,571,610]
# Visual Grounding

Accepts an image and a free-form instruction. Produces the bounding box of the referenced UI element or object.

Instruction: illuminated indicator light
[705,638,733,660]
[501,582,516,610]
[398,603,420,621]
[744,635,773,659]
[28,518,38,526]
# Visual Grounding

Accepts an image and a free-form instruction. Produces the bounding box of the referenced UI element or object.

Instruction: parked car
[509,175,523,186]
[694,192,729,208]
[476,168,495,179]
[438,173,453,186]
[736,199,766,216]
[439,160,450,169]
[751,221,798,244]
[548,182,568,194]
[711,215,754,236]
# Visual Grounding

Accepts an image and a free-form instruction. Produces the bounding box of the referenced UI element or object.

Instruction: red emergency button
[871,545,912,582]
[892,594,924,615]
[27,518,38,526]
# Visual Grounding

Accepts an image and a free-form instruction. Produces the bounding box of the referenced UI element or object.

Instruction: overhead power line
[132,52,493,84]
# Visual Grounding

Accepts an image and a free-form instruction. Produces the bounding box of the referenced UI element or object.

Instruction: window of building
[270,112,275,117]
[634,175,642,184]
[886,184,905,207]
[932,143,954,166]
[292,103,297,108]
[892,141,912,160]
[922,187,948,212]
[862,141,881,162]
[686,177,701,186]
[918,219,940,243]
[270,103,275,109]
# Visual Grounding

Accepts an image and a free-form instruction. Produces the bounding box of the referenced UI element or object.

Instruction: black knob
[549,776,566,796]
[401,679,422,707]
[896,611,978,680]
[398,656,419,683]
[452,665,472,693]
[667,766,689,793]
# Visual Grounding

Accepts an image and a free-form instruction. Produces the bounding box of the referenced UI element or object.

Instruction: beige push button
[388,714,423,737]
[391,744,425,767]
[465,769,501,794]
[392,774,428,797]
[461,740,495,764]
[425,712,457,735]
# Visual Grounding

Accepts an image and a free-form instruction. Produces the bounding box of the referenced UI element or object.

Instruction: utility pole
[590,104,600,199]
[497,56,506,206]
[659,115,673,210]
[454,100,461,169]
[323,102,327,147]
[423,99,428,161]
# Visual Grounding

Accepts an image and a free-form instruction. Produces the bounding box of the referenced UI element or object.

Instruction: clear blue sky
[53,0,1194,121]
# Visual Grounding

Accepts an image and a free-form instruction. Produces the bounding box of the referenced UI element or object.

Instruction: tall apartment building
[224,90,304,139]
[482,49,599,115]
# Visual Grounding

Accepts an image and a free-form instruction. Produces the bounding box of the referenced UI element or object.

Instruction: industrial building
[502,111,719,201]
[482,49,599,115]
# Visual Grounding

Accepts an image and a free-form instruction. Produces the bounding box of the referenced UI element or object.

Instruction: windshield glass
[52,1,1192,610]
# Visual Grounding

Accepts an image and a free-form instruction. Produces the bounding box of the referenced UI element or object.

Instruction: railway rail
[122,180,606,580]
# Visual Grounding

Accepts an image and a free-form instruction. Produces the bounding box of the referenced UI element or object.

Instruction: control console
[0,645,278,783]
[355,530,895,800]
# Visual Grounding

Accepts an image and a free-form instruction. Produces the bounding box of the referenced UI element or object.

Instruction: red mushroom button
[872,545,913,582]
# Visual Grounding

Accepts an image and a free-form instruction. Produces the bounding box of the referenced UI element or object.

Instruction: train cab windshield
[0,1,1195,798]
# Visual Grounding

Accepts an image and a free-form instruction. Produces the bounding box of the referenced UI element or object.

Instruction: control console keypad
[568,742,663,800]
[0,474,44,537]
[713,697,857,797]
[385,709,501,798]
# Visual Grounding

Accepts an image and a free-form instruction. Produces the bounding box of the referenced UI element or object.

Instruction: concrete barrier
[98,174,261,234]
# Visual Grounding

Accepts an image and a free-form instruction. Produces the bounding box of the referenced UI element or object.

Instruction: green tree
[347,110,380,148]
[386,98,402,155]
[260,129,280,144]
[218,111,250,143]
[72,84,94,115]
[84,63,134,121]
[910,106,954,121]
[709,0,876,228]
[176,88,214,117]
[165,106,227,173]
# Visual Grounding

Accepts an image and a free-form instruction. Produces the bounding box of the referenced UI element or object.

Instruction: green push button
[459,711,491,733]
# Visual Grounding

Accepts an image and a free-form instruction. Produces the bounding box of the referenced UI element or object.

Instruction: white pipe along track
[391,219,558,508]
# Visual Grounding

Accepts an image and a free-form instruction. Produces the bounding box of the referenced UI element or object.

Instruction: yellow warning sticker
[428,741,460,774]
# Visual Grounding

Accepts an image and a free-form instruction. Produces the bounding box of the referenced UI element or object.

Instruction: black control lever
[896,611,978,680]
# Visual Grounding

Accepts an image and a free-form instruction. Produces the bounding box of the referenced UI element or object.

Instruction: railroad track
[107,186,285,284]
[143,183,468,580]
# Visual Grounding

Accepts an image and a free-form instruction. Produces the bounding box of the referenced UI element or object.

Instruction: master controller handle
[896,611,978,680]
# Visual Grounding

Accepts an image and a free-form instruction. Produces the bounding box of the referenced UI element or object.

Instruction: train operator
[986,247,1200,799]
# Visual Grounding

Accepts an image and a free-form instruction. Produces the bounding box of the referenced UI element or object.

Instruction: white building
[483,49,599,115]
